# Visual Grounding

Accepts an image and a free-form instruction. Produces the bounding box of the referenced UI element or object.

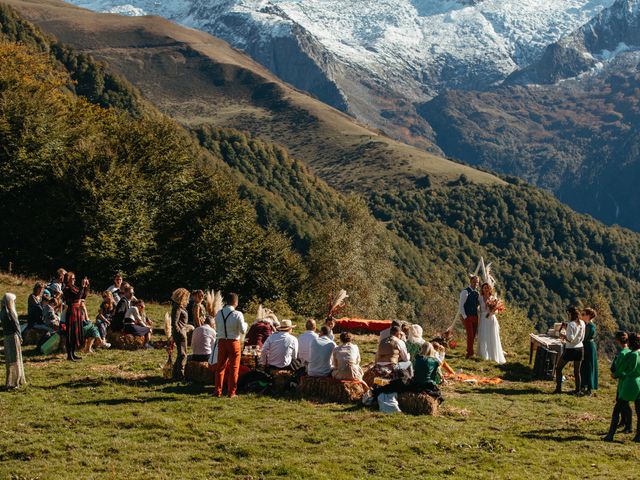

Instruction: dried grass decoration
[397,392,440,416]
[106,331,146,350]
[184,360,214,384]
[298,376,367,404]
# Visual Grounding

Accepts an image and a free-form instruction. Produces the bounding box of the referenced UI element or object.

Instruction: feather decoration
[204,290,224,317]
[164,312,172,339]
[204,290,212,316]
[328,289,348,317]
[213,291,223,317]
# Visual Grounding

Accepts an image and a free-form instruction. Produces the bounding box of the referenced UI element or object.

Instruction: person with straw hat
[260,319,299,373]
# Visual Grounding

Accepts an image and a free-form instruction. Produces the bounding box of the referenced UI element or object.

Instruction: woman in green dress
[580,308,598,395]
[412,342,442,389]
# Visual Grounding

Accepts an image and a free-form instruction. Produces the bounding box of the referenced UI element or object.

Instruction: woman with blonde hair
[1,293,26,389]
[170,288,191,381]
[412,342,441,389]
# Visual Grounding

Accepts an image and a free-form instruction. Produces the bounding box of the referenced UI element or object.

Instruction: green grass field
[0,274,636,479]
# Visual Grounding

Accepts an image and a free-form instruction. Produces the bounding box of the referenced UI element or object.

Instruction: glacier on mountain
[68,0,616,97]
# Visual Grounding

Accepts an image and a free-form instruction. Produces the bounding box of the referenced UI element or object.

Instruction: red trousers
[464,315,479,358]
[214,339,241,397]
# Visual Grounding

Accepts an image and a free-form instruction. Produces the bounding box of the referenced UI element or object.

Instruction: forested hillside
[3,4,640,330]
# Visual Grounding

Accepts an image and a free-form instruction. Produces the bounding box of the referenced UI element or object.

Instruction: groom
[459,274,480,359]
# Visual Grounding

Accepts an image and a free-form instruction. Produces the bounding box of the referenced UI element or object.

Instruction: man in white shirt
[297,319,318,363]
[213,293,248,398]
[555,306,586,395]
[376,326,410,366]
[260,319,299,371]
[191,315,216,362]
[307,326,336,377]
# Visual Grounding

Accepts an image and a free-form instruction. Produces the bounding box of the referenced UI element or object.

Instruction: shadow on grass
[470,386,546,396]
[74,396,177,406]
[497,361,536,382]
[520,428,589,442]
[38,375,168,390]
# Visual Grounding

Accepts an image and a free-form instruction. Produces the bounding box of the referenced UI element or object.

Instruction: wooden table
[529,333,564,364]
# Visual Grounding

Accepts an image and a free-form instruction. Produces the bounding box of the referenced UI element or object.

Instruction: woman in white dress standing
[477,283,506,364]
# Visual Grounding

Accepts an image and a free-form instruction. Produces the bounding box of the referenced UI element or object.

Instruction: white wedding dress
[478,297,506,364]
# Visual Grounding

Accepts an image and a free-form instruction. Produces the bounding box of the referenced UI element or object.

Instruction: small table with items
[529,333,564,379]
[241,346,261,370]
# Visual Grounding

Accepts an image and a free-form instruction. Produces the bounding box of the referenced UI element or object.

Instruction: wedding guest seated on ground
[107,273,123,304]
[378,320,402,344]
[245,317,273,348]
[41,291,60,332]
[307,326,336,377]
[96,291,116,344]
[406,324,426,363]
[372,342,443,402]
[332,332,364,382]
[430,340,455,378]
[413,343,442,389]
[190,315,216,362]
[297,319,318,364]
[81,300,110,353]
[187,290,206,328]
[260,319,299,373]
[124,300,153,348]
[111,285,134,332]
[376,325,410,367]
[27,282,44,328]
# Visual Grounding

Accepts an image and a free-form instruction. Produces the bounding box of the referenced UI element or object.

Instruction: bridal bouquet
[486,296,506,315]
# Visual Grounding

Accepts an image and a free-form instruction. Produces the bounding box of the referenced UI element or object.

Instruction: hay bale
[362,364,392,388]
[397,392,439,416]
[271,370,294,394]
[23,328,48,346]
[298,376,367,404]
[106,331,146,350]
[185,361,214,384]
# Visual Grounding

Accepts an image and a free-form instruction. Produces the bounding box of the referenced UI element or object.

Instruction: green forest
[2,5,640,331]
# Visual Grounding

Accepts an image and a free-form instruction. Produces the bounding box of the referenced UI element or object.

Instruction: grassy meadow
[0,273,636,480]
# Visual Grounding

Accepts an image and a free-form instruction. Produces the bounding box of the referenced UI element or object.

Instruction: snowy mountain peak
[69,0,617,142]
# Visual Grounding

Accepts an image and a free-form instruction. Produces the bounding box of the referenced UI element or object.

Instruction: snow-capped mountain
[509,0,640,84]
[67,0,616,141]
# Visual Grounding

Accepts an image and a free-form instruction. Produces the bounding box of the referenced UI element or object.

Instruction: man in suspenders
[459,275,480,359]
[214,293,248,398]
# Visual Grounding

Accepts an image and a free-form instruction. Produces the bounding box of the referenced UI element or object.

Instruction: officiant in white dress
[477,283,506,364]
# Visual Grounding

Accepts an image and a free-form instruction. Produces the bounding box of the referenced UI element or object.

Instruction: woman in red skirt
[63,272,89,361]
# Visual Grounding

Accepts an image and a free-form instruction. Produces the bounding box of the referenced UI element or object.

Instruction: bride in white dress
[477,283,506,364]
